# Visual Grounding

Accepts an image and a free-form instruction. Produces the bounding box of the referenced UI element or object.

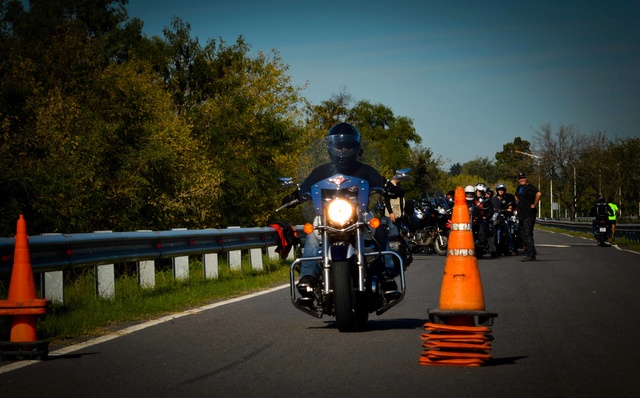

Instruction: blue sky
[125,0,640,168]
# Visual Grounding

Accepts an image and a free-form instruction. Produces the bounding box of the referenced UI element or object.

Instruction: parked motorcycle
[277,141,408,332]
[401,191,451,255]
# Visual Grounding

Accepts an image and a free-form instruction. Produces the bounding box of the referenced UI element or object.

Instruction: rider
[475,183,497,257]
[464,185,476,212]
[493,183,517,255]
[281,122,394,297]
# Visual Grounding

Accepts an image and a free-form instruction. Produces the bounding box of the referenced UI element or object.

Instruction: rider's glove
[281,190,300,207]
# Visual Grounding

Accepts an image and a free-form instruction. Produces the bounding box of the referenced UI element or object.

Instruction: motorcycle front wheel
[434,234,448,256]
[332,260,368,332]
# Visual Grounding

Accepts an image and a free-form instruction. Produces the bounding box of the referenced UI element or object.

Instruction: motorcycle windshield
[433,190,451,211]
[310,177,370,215]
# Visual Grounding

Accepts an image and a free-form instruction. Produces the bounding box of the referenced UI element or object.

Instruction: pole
[572,166,578,221]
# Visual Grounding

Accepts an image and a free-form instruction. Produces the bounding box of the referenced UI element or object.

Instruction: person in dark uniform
[515,172,542,261]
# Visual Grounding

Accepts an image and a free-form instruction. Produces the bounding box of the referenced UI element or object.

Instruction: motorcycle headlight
[327,198,354,227]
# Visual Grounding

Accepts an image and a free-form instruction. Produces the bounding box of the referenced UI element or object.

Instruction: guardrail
[0,226,303,303]
[536,219,640,242]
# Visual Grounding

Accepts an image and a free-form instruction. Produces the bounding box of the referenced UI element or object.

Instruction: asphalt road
[1,229,640,397]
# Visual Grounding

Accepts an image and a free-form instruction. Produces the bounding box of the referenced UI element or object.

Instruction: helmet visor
[327,134,361,157]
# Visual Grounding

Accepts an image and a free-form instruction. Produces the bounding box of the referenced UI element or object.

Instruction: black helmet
[326,122,362,170]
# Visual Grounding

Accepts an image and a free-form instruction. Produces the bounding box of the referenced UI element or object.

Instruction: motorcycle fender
[328,242,355,262]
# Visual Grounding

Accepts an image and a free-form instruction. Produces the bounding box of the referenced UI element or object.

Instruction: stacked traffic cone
[420,187,497,367]
[0,215,50,360]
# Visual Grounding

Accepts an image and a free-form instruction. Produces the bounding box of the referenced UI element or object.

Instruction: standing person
[515,172,542,262]
[383,175,405,237]
[608,198,620,242]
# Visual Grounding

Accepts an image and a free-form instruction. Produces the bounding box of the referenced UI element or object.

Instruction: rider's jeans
[300,228,322,279]
[381,216,399,237]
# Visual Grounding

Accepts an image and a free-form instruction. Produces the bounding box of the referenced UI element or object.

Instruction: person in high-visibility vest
[608,199,620,242]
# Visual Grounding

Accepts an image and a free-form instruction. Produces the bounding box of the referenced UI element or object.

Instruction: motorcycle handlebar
[276,198,300,212]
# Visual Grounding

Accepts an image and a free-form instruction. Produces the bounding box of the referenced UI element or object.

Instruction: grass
[536,225,640,253]
[0,256,291,348]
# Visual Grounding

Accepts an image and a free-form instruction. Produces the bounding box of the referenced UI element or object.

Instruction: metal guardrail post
[44,271,64,303]
[267,246,278,260]
[250,248,263,271]
[95,231,115,300]
[171,228,189,281]
[203,253,218,279]
[137,260,155,289]
[227,226,242,271]
[41,233,64,303]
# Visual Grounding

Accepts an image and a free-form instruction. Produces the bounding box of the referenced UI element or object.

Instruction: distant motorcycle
[400,191,451,256]
[593,217,612,247]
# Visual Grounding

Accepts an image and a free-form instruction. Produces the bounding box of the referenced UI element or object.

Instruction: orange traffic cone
[421,187,497,367]
[439,186,485,311]
[0,215,49,360]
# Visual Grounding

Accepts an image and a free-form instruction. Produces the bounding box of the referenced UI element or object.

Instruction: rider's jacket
[300,161,385,195]
[474,198,494,221]
[493,193,516,216]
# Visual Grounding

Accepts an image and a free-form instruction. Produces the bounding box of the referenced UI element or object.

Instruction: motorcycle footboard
[290,257,323,318]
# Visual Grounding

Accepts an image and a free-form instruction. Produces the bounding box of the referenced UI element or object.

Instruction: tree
[449,162,462,176]
[0,0,150,234]
[461,157,499,184]
[534,123,588,220]
[609,137,640,217]
[347,100,421,178]
[495,137,533,179]
[304,87,351,135]
[405,145,445,198]
[165,27,306,227]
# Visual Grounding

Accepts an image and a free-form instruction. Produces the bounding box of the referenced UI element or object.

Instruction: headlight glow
[327,198,353,226]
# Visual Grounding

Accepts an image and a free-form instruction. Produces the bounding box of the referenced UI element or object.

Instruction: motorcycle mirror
[393,167,412,181]
[278,177,296,190]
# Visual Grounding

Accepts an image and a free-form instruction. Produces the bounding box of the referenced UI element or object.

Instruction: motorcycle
[492,209,515,256]
[593,217,612,247]
[277,142,407,332]
[432,190,452,255]
[400,191,451,256]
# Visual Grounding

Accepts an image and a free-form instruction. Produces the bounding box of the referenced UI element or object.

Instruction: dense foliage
[1,1,638,236]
